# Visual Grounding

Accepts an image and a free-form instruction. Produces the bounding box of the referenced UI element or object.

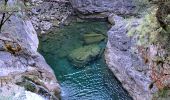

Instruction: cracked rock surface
[0,1,61,99]
[105,15,154,100]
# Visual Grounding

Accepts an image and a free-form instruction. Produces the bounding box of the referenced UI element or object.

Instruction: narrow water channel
[38,21,132,100]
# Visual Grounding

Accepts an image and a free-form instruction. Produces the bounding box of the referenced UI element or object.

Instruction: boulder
[68,44,101,67]
[83,32,105,44]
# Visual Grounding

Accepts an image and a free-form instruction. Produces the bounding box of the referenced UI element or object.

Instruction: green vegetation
[153,87,170,99]
[127,5,170,50]
[128,7,163,46]
[159,88,170,98]
[24,81,37,92]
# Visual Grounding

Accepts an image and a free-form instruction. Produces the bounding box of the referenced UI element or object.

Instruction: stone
[83,32,105,44]
[108,13,115,25]
[105,15,152,100]
[29,0,73,34]
[68,44,101,67]
[40,21,53,31]
[70,0,137,16]
[0,0,61,99]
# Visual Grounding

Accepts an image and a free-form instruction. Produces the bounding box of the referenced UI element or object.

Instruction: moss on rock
[153,87,170,99]
[128,7,162,46]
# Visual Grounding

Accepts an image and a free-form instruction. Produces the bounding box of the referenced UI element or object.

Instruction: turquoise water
[38,21,132,100]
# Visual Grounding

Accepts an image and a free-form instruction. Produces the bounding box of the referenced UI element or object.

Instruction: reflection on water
[39,21,132,100]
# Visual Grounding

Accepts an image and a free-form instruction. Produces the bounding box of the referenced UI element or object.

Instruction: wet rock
[68,44,101,67]
[83,32,105,44]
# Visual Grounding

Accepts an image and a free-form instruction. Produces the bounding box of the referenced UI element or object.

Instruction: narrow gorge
[38,20,132,99]
[1,0,170,100]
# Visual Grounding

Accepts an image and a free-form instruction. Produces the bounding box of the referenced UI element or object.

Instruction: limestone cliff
[1,0,170,100]
[105,1,170,100]
[0,0,61,99]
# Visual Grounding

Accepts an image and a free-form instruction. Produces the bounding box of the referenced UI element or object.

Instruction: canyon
[1,0,170,100]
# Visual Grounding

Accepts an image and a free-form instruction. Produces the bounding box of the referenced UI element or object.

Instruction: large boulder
[68,44,101,67]
[83,32,105,44]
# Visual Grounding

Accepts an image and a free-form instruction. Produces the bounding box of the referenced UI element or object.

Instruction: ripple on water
[38,21,132,100]
[59,59,132,100]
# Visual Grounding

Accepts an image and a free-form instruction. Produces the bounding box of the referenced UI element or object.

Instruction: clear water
[38,21,132,100]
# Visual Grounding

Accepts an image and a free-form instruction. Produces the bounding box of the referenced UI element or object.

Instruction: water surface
[38,21,132,100]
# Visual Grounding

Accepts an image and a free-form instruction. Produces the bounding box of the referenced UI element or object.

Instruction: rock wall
[69,0,150,19]
[104,2,170,100]
[70,0,136,15]
[0,0,61,99]
[105,15,153,100]
[1,0,169,100]
[28,0,73,34]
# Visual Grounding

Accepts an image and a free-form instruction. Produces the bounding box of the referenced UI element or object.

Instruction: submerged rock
[68,44,101,67]
[83,32,105,44]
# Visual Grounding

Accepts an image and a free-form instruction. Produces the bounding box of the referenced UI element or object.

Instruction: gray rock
[0,0,61,99]
[29,0,73,34]
[105,15,153,100]
[108,13,115,25]
[70,0,136,16]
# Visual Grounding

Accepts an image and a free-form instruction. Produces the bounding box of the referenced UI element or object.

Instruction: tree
[0,0,10,32]
[0,0,32,32]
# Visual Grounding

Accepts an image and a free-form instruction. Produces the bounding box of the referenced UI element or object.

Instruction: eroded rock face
[105,15,153,100]
[0,1,61,99]
[28,0,73,34]
[70,0,137,19]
